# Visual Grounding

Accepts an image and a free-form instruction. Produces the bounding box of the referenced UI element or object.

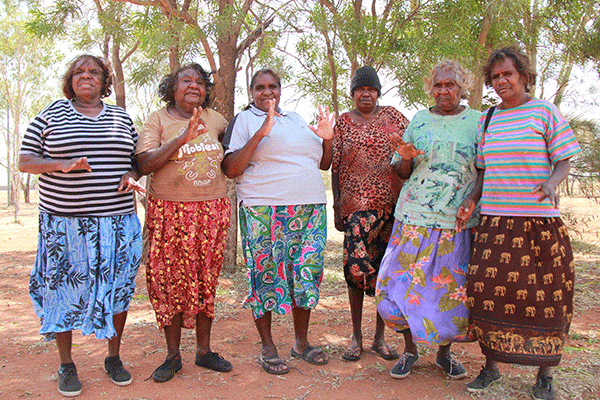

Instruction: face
[251,73,281,112]
[491,58,528,104]
[72,58,104,100]
[173,69,207,108]
[352,86,379,113]
[431,70,462,115]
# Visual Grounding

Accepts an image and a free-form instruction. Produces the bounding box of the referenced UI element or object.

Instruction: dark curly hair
[483,46,537,93]
[62,55,113,99]
[158,63,213,108]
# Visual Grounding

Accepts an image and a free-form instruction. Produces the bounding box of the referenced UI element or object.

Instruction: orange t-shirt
[136,107,228,202]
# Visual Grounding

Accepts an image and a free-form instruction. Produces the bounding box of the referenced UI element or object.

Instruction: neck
[501,94,531,109]
[355,105,379,118]
[73,97,102,108]
[431,105,464,116]
[172,103,195,119]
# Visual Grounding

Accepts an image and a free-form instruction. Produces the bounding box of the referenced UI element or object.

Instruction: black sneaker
[58,363,82,397]
[390,352,419,379]
[467,367,502,393]
[436,353,468,379]
[104,355,132,386]
[533,376,555,400]
[195,351,233,372]
[152,353,182,382]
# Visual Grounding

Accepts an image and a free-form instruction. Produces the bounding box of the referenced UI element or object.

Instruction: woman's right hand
[182,107,208,143]
[389,132,423,160]
[454,197,476,232]
[333,203,345,232]
[258,99,279,138]
[61,157,92,173]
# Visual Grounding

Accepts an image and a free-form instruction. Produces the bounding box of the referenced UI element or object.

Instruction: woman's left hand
[118,171,146,195]
[309,105,335,140]
[532,182,559,207]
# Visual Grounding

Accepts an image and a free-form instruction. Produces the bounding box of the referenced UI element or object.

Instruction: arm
[18,153,92,174]
[222,100,278,179]
[331,170,344,231]
[531,158,570,207]
[455,167,485,231]
[136,107,207,175]
[389,131,423,179]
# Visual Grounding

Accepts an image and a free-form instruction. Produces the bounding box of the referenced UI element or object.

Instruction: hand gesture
[182,107,208,143]
[389,133,424,160]
[532,182,559,208]
[455,197,476,232]
[61,157,92,173]
[309,105,335,140]
[258,99,280,138]
[118,171,146,195]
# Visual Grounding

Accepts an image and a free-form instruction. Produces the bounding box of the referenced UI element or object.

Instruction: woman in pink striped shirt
[457,46,580,400]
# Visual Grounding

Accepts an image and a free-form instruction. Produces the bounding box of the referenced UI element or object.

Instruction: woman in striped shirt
[458,46,581,400]
[19,55,145,397]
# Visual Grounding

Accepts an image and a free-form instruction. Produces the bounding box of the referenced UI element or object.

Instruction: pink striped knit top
[475,99,580,217]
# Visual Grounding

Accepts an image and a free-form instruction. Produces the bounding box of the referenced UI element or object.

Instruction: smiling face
[251,72,281,112]
[173,69,207,110]
[352,86,379,114]
[431,70,463,115]
[491,57,528,107]
[71,58,104,102]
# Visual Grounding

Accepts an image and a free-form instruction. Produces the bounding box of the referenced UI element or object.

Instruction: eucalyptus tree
[0,2,61,221]
[28,0,141,110]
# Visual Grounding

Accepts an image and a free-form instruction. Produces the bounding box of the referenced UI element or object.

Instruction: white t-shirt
[224,105,327,206]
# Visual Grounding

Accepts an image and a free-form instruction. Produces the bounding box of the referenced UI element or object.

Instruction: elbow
[221,156,239,179]
[135,154,153,176]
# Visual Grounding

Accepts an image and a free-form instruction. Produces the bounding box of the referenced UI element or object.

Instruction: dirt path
[1,198,599,399]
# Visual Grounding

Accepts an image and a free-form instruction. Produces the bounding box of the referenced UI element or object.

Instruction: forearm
[221,132,266,178]
[136,133,188,175]
[331,170,341,204]
[319,139,333,170]
[466,168,485,204]
[546,159,570,189]
[392,158,413,179]
[18,154,67,174]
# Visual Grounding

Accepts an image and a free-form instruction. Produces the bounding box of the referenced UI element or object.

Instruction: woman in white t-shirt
[222,68,334,375]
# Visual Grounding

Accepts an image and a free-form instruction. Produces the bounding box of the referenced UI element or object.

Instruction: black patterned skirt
[466,215,574,366]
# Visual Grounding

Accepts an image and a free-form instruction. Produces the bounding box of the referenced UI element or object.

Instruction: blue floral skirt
[29,212,142,340]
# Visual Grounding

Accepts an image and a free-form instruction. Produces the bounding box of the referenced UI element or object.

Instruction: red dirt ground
[1,198,599,400]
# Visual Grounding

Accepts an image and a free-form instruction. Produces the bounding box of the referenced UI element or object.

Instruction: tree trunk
[111,42,127,110]
[23,174,30,204]
[469,13,492,109]
[214,11,240,270]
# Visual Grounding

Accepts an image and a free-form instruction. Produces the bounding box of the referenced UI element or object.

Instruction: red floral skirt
[145,195,230,329]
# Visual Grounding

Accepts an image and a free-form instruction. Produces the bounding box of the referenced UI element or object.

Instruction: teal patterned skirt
[239,203,327,319]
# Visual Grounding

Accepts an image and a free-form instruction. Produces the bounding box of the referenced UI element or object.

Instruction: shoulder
[381,106,409,121]
[205,107,228,124]
[39,99,71,118]
[105,103,134,122]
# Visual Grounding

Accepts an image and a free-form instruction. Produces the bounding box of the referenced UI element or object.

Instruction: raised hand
[183,107,208,143]
[61,157,92,173]
[389,132,424,160]
[309,105,335,140]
